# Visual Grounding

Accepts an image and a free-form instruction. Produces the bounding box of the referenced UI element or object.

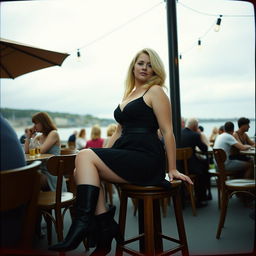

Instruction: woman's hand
[168,169,193,185]
[26,127,36,139]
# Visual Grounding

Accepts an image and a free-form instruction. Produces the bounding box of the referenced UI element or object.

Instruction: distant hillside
[1,108,254,128]
[0,108,115,128]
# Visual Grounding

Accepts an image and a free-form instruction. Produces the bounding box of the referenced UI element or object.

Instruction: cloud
[0,0,255,119]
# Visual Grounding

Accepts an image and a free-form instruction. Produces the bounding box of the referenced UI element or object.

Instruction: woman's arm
[104,124,122,148]
[40,130,60,154]
[147,86,193,184]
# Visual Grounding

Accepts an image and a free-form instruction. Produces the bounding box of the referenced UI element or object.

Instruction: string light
[178,2,253,17]
[71,1,163,57]
[77,49,81,59]
[214,15,222,32]
[71,1,253,60]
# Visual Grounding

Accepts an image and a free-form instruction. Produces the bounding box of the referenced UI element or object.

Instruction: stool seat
[116,180,189,256]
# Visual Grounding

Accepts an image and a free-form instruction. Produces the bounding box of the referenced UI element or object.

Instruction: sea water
[14,120,255,143]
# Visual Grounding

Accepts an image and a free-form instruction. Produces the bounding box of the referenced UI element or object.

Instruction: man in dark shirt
[180,118,211,207]
[67,130,77,148]
[0,114,26,248]
[0,115,26,171]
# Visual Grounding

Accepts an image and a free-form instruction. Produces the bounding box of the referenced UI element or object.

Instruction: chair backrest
[213,148,228,188]
[176,147,193,175]
[0,161,41,249]
[61,148,78,155]
[213,148,226,171]
[46,154,76,201]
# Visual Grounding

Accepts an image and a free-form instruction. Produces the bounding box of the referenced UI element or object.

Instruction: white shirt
[213,132,238,162]
[76,137,86,150]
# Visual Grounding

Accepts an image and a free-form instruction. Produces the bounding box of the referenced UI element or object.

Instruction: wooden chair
[116,180,189,256]
[37,154,76,245]
[61,148,78,155]
[208,167,221,208]
[176,147,197,216]
[0,161,41,249]
[213,148,256,239]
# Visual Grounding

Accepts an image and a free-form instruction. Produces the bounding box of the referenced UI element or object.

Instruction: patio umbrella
[0,38,69,79]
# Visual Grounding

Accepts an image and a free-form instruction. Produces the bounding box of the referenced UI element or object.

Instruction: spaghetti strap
[142,89,150,97]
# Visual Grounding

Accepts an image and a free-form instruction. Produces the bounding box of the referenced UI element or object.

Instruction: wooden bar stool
[116,180,189,256]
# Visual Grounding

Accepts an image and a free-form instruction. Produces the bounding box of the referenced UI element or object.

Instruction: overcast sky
[0,0,255,119]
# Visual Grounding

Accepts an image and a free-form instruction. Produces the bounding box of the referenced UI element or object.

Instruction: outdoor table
[240,148,255,157]
[25,153,54,162]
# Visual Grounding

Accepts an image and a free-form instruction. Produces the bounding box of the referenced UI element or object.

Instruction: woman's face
[34,122,43,133]
[133,53,154,85]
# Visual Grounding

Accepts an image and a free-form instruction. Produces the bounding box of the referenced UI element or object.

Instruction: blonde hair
[106,123,117,137]
[90,125,101,140]
[123,48,166,99]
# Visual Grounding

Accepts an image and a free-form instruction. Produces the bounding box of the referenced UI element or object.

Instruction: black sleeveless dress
[91,94,170,188]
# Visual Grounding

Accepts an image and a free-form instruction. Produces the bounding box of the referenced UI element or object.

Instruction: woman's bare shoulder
[147,85,166,95]
[48,130,60,137]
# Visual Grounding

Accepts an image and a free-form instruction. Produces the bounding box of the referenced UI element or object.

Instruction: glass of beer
[29,148,36,157]
[29,140,36,158]
[35,140,41,157]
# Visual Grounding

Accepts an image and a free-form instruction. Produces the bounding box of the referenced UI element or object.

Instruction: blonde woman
[76,128,86,150]
[85,124,104,148]
[50,48,193,254]
[103,123,117,148]
[209,126,219,146]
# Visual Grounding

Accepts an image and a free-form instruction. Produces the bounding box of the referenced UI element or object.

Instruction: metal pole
[166,0,181,147]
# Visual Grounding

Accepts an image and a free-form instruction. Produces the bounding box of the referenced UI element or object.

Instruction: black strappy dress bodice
[91,95,168,187]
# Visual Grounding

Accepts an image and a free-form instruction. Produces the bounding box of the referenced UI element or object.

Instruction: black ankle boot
[90,205,123,256]
[48,185,99,252]
[87,205,115,249]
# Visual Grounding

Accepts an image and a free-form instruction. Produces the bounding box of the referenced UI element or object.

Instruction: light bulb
[77,49,81,62]
[214,16,222,32]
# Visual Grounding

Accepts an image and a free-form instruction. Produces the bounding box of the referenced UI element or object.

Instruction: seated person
[24,112,65,191]
[19,127,29,144]
[180,118,211,207]
[76,128,87,150]
[218,125,224,135]
[0,115,26,171]
[103,123,117,148]
[85,124,104,148]
[0,115,26,248]
[209,126,219,147]
[67,130,77,148]
[231,117,255,161]
[198,125,210,147]
[214,121,252,178]
[233,117,255,146]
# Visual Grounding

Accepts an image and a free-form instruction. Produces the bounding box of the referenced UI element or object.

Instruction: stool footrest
[158,245,186,256]
[121,246,145,256]
[161,234,181,244]
[122,234,144,245]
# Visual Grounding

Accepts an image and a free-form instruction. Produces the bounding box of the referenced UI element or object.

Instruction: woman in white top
[76,128,87,150]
